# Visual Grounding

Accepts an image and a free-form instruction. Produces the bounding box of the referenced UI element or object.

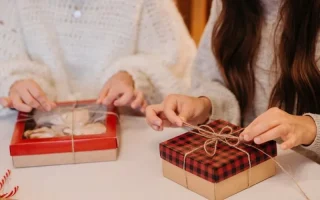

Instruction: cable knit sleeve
[188,0,241,125]
[0,0,56,115]
[100,0,196,104]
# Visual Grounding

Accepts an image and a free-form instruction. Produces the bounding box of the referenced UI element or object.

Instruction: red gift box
[10,100,119,168]
[160,119,277,200]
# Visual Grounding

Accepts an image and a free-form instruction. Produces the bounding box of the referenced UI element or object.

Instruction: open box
[10,100,119,168]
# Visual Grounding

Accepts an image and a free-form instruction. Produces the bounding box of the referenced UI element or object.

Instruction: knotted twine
[182,121,310,200]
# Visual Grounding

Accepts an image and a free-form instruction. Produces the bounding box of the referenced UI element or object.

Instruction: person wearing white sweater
[0,0,196,115]
[146,0,320,162]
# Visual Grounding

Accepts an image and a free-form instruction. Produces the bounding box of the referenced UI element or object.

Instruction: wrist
[300,116,317,145]
[198,96,212,124]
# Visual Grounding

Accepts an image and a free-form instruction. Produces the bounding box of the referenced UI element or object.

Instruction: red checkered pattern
[160,119,277,183]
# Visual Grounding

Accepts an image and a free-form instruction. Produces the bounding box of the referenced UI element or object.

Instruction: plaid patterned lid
[160,119,277,183]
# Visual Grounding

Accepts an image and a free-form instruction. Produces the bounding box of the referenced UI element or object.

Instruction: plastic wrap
[22,104,108,139]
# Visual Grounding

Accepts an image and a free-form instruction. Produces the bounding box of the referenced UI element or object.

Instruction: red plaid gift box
[160,119,277,200]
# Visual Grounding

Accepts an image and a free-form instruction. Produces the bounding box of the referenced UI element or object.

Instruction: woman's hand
[240,107,317,150]
[97,71,148,112]
[145,94,212,131]
[0,79,56,112]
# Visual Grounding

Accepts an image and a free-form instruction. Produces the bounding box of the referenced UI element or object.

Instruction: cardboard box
[159,120,277,200]
[10,100,119,168]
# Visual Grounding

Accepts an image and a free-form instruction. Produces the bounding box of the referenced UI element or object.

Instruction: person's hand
[97,71,148,112]
[145,94,212,131]
[0,79,56,112]
[240,107,317,150]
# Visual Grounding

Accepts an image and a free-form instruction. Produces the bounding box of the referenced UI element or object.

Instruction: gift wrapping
[160,119,277,200]
[10,100,119,168]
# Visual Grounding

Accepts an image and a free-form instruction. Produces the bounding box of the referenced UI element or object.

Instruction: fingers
[241,108,285,141]
[102,89,119,105]
[114,90,134,106]
[6,80,54,112]
[163,97,183,127]
[131,91,148,113]
[140,100,148,113]
[131,91,144,109]
[97,84,110,104]
[252,125,289,144]
[242,120,281,142]
[10,92,32,112]
[146,104,164,131]
[28,85,53,111]
[0,97,12,107]
[20,89,40,109]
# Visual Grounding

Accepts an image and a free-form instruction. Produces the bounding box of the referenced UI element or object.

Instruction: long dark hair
[212,0,320,125]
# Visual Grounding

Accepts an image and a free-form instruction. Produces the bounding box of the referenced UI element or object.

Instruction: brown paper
[162,159,276,200]
[12,149,117,168]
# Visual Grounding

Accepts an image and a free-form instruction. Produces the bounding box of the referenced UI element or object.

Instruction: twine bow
[184,122,243,155]
[182,122,252,187]
[181,121,310,200]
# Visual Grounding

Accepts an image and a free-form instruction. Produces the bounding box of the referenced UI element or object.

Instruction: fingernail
[155,120,161,126]
[244,134,250,141]
[254,137,261,144]
[152,125,159,130]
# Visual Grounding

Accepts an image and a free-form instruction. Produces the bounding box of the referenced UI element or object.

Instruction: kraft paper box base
[12,149,117,168]
[162,159,276,200]
[10,100,119,168]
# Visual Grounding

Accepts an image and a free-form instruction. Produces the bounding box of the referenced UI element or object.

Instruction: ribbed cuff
[301,113,320,154]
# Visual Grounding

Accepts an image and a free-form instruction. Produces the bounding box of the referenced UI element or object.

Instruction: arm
[188,0,241,125]
[99,0,196,104]
[0,1,56,115]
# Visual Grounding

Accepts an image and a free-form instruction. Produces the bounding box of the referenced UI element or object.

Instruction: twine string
[67,102,119,163]
[182,122,252,187]
[181,121,309,200]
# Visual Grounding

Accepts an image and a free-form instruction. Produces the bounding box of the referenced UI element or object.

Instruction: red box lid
[10,100,119,156]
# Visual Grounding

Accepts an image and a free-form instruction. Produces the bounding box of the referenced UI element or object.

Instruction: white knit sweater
[190,0,320,160]
[0,0,195,114]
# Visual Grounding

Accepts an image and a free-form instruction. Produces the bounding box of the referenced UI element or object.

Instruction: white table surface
[0,114,320,200]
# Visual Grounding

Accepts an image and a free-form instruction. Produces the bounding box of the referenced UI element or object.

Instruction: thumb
[0,97,13,108]
[178,106,193,125]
